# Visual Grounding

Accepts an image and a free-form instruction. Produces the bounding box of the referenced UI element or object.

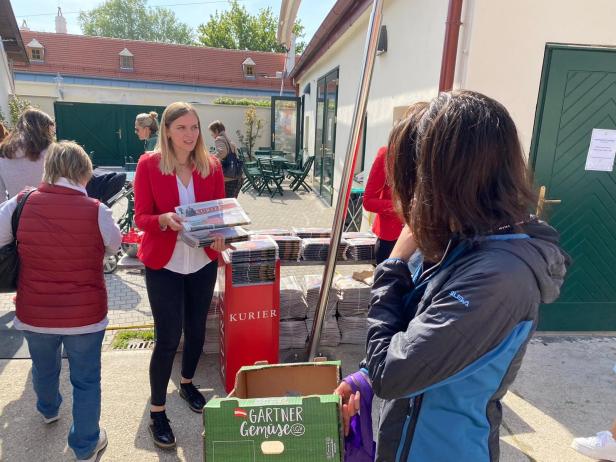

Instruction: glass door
[271,96,302,164]
[314,68,339,204]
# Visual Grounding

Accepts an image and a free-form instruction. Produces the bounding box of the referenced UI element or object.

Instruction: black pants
[145,260,218,406]
[224,178,242,198]
[375,238,397,265]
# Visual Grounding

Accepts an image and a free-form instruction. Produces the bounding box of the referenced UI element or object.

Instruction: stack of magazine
[292,227,331,238]
[176,198,251,248]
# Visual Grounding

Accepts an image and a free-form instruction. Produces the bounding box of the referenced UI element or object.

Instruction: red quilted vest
[15,183,107,328]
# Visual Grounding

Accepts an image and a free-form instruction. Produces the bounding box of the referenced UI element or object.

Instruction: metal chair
[257,158,285,197]
[287,155,315,192]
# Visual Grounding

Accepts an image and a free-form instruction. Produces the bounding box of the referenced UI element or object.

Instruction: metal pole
[307,0,384,360]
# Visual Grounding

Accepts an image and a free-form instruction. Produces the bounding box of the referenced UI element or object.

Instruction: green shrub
[213,96,270,107]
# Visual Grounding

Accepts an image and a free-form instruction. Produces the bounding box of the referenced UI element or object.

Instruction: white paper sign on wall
[585,128,616,172]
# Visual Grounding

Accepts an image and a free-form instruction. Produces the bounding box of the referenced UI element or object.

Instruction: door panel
[531,44,616,330]
[271,96,301,164]
[54,102,165,166]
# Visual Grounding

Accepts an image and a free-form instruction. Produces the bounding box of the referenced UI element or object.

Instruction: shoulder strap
[12,189,36,240]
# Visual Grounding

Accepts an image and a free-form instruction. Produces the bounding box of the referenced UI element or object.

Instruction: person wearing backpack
[209,120,243,198]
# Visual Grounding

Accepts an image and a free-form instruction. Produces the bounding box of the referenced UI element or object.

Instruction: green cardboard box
[204,361,343,461]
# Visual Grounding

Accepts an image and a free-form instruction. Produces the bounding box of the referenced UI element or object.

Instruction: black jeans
[145,260,218,406]
[224,178,242,198]
[375,238,398,265]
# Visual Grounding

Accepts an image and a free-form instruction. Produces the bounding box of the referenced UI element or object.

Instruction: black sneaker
[149,411,176,449]
[179,382,206,413]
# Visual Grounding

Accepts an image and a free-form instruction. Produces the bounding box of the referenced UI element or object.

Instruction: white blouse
[164,176,211,274]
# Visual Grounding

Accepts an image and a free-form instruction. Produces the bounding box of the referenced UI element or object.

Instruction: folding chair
[257,158,285,197]
[287,155,315,192]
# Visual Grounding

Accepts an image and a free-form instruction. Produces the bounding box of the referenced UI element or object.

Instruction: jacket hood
[480,220,570,303]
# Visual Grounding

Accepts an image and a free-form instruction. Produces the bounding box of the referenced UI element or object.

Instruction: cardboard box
[204,361,343,461]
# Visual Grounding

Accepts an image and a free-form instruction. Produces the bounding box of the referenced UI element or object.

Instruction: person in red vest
[0,140,121,461]
[363,146,404,264]
[134,102,226,449]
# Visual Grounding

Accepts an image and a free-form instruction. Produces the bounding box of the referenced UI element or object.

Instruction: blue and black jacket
[365,221,569,462]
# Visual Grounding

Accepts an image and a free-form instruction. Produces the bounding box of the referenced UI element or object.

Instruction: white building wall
[461,0,616,152]
[297,0,448,203]
[14,80,272,149]
[0,42,14,123]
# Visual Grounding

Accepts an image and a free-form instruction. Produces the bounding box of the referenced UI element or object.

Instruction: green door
[271,96,302,164]
[54,102,166,166]
[530,44,616,330]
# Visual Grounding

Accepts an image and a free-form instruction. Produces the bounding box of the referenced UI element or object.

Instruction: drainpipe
[438,0,463,92]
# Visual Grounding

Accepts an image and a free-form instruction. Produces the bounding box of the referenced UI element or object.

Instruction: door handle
[536,185,561,218]
[116,128,122,139]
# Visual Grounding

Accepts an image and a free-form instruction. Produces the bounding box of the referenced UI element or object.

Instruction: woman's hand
[158,212,183,232]
[334,381,360,436]
[389,224,418,261]
[209,235,228,252]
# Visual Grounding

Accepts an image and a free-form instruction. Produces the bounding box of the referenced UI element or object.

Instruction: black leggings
[145,261,218,406]
[375,238,397,265]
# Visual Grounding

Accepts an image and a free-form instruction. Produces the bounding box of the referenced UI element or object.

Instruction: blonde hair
[158,102,210,177]
[43,141,93,185]
[135,111,159,134]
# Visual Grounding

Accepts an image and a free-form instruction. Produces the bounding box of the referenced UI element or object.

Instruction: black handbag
[220,137,243,179]
[0,189,36,293]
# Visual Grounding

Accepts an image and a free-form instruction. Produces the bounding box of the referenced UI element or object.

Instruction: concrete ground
[1,337,615,461]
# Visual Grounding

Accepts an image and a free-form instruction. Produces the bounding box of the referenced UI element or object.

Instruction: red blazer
[134,152,226,269]
[363,146,404,241]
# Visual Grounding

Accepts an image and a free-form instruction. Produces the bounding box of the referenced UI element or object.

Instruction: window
[26,38,44,62]
[242,57,256,79]
[120,55,133,70]
[118,48,134,71]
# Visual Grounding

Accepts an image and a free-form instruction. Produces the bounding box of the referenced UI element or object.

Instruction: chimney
[20,20,30,31]
[55,7,67,34]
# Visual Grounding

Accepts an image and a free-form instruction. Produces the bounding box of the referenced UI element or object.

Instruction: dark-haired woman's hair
[208,120,226,134]
[0,108,54,161]
[387,90,536,261]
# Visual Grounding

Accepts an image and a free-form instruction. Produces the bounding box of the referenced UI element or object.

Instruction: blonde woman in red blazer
[134,102,226,449]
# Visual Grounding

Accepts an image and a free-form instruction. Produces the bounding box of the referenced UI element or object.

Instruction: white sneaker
[77,428,108,461]
[43,415,59,424]
[572,431,616,461]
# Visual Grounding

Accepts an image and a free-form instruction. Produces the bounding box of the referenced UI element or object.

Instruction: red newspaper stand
[218,253,280,392]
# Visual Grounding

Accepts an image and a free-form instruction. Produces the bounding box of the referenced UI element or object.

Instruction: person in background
[135,111,159,152]
[208,120,242,198]
[336,91,569,461]
[572,420,616,461]
[0,121,9,143]
[0,141,121,461]
[363,145,404,264]
[0,108,55,203]
[134,102,226,449]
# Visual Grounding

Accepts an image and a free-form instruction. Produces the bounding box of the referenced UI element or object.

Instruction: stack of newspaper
[301,238,349,261]
[302,274,340,319]
[334,276,372,345]
[279,320,308,350]
[223,237,279,285]
[279,275,308,319]
[293,227,331,238]
[176,198,251,247]
[343,231,377,262]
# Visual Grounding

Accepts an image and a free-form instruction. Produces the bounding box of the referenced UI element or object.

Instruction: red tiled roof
[15,31,293,91]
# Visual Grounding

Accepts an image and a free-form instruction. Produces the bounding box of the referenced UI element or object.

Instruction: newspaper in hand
[175,198,251,232]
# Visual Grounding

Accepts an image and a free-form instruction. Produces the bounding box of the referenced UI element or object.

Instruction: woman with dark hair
[209,120,242,198]
[134,102,226,449]
[336,91,569,461]
[0,108,55,202]
[135,111,159,152]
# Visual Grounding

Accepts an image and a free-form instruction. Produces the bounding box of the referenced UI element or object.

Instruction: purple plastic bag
[343,371,376,462]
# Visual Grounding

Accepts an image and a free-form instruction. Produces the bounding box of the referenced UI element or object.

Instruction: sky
[12,0,337,46]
